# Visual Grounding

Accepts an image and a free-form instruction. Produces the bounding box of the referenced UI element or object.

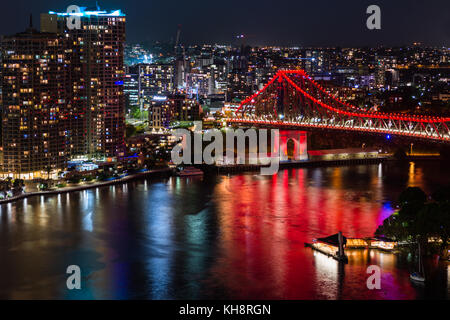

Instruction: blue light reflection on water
[0,161,449,299]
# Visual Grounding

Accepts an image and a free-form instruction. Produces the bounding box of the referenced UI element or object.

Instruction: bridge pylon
[277,130,308,161]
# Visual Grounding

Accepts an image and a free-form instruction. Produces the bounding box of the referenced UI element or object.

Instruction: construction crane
[174,24,182,55]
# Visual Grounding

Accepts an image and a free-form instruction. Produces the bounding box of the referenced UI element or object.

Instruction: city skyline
[0,2,449,303]
[1,1,449,47]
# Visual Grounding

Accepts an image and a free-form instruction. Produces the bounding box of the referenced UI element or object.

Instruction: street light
[410,143,414,156]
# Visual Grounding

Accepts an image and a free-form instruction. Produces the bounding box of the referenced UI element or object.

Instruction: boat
[410,272,425,282]
[176,166,204,177]
[410,243,425,283]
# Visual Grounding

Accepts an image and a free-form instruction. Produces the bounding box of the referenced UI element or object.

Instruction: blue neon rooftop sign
[49,7,125,17]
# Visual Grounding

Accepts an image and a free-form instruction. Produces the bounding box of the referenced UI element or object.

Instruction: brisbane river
[0,161,449,299]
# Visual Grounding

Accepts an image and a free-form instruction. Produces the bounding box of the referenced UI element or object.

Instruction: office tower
[1,25,68,178]
[41,7,126,158]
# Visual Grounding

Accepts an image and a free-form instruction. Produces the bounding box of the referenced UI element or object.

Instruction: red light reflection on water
[210,168,418,299]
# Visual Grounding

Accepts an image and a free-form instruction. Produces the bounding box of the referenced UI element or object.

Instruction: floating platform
[305,234,398,261]
[304,242,348,262]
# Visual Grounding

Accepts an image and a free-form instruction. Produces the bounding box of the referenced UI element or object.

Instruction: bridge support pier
[277,130,308,161]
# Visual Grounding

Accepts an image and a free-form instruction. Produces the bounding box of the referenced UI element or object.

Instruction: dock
[304,242,348,262]
[305,234,398,261]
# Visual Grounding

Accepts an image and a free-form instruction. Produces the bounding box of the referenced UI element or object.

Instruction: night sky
[2,0,449,46]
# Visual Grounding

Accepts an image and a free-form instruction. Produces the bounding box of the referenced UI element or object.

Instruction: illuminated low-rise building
[369,237,398,251]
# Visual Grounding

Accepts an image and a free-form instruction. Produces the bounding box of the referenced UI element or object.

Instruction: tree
[432,185,450,203]
[68,174,81,184]
[398,187,427,217]
[416,202,450,256]
[376,186,450,257]
[5,177,12,191]
[97,171,112,181]
[126,124,137,138]
[12,179,24,190]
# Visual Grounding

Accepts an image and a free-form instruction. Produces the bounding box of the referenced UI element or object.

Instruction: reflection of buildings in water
[212,173,290,298]
[144,184,174,299]
[168,175,204,192]
[182,207,209,297]
[313,251,344,299]
[447,263,450,298]
[371,163,383,200]
[368,249,397,270]
[408,162,415,185]
[378,163,382,179]
[346,248,397,270]
[408,161,424,187]
[346,249,370,265]
[212,167,421,299]
[330,167,342,190]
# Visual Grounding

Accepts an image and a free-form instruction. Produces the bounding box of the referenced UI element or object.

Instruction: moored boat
[410,243,426,283]
[176,166,204,177]
[410,272,425,282]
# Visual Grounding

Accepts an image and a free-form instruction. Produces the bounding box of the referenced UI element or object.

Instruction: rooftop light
[49,7,125,17]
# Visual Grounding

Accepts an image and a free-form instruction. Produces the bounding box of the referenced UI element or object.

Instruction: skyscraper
[41,7,126,158]
[1,24,68,178]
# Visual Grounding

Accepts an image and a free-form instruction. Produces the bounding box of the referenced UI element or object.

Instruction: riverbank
[1,155,444,204]
[211,156,389,174]
[0,168,172,205]
[209,153,445,174]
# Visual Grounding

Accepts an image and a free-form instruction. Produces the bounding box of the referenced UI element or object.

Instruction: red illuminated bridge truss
[227,70,450,143]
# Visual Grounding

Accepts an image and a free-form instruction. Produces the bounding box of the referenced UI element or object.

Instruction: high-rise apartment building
[148,98,174,130]
[137,63,175,111]
[148,94,201,130]
[124,65,139,112]
[41,7,126,158]
[1,26,68,178]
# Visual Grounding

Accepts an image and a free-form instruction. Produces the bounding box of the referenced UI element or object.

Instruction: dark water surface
[0,161,449,299]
